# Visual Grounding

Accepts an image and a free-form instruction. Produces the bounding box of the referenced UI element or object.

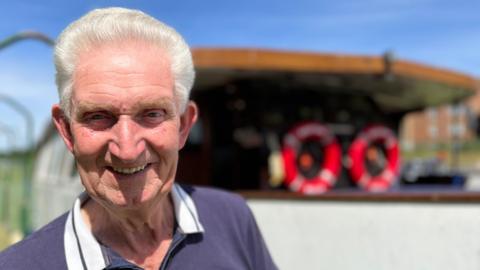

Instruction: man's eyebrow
[131,98,176,112]
[73,102,117,119]
[73,98,176,118]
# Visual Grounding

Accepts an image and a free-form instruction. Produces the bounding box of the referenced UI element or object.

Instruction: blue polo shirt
[0,184,277,269]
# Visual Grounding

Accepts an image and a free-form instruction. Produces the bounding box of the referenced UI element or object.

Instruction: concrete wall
[248,200,480,270]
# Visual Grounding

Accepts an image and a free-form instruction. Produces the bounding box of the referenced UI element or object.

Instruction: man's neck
[80,195,175,269]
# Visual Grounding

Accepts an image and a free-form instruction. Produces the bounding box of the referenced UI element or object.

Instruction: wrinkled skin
[52,41,197,212]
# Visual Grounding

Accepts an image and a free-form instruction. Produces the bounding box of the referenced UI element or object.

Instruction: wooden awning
[192,48,478,114]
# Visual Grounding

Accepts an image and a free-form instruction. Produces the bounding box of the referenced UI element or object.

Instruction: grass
[0,225,11,250]
[0,155,30,250]
[0,224,23,251]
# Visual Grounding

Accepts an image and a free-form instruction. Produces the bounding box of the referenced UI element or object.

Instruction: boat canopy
[192,48,478,114]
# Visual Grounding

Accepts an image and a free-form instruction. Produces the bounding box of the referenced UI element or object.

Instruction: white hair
[54,7,195,118]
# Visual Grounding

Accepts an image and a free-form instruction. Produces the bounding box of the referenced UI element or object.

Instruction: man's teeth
[112,164,147,174]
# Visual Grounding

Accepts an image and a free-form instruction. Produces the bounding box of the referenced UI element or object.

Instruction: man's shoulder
[0,212,69,269]
[181,184,247,208]
[174,185,278,269]
[179,184,253,224]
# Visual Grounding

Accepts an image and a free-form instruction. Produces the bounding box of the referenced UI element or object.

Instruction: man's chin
[107,195,149,209]
[102,190,165,210]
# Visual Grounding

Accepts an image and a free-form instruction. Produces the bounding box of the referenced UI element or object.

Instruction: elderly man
[0,7,276,270]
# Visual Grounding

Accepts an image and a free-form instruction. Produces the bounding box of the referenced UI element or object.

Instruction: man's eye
[89,114,107,120]
[85,113,110,121]
[143,110,167,124]
[146,111,164,118]
[83,112,115,129]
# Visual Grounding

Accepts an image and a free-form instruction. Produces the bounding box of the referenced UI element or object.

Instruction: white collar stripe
[65,194,107,270]
[178,186,201,231]
[71,211,88,270]
[172,184,205,234]
[64,211,88,270]
[74,194,107,269]
[64,184,204,269]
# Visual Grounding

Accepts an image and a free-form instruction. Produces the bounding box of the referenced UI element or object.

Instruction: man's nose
[108,117,146,162]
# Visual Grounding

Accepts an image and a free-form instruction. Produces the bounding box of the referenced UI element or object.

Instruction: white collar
[64,183,204,270]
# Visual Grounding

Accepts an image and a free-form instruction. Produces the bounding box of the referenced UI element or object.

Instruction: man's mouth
[109,164,150,175]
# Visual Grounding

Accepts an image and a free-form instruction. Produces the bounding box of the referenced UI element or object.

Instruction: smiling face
[52,41,197,209]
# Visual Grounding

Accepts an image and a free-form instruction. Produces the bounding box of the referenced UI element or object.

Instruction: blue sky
[0,0,479,151]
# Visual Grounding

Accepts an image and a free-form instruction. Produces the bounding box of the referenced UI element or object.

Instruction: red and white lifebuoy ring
[281,122,342,194]
[347,125,400,192]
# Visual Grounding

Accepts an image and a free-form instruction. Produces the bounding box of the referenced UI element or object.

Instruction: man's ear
[178,101,198,149]
[52,104,75,153]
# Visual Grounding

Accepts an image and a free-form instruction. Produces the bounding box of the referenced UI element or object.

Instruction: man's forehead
[74,41,172,81]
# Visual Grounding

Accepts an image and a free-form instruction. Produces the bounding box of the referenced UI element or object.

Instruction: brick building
[401,87,480,150]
